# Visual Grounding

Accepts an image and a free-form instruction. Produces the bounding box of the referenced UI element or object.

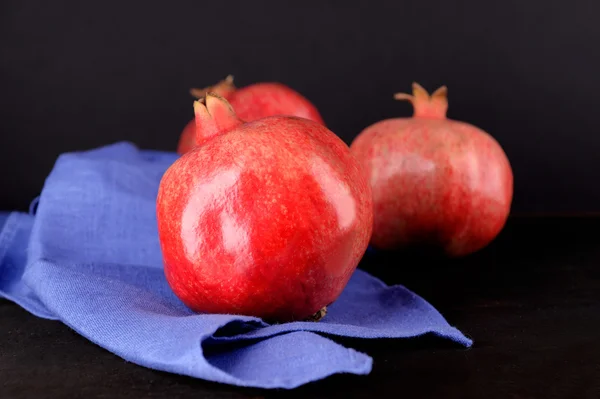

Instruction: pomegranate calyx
[190,75,237,99]
[394,82,448,119]
[193,93,243,146]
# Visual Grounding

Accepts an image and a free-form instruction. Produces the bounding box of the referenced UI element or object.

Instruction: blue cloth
[0,142,472,389]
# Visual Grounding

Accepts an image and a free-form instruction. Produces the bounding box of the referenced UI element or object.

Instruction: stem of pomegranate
[305,306,327,322]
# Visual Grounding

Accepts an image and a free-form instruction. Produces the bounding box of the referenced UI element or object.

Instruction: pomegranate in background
[177,75,324,154]
[158,94,372,322]
[350,83,513,257]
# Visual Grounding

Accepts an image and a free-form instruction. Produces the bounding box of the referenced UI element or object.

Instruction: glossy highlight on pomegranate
[158,93,372,322]
[350,83,513,257]
[177,75,325,154]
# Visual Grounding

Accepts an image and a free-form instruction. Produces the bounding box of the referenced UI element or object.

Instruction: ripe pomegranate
[350,83,513,257]
[158,93,372,322]
[177,75,325,154]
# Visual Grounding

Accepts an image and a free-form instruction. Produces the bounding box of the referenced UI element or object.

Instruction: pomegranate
[177,75,325,154]
[158,93,372,322]
[350,83,513,257]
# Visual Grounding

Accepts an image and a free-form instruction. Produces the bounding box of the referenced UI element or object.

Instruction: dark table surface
[1,216,599,398]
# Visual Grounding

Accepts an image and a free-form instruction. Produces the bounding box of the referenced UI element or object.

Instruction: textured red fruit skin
[177,76,325,154]
[158,94,372,322]
[350,83,513,257]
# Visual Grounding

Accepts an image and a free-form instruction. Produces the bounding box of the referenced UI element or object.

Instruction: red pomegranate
[158,93,372,322]
[177,75,325,154]
[350,83,513,257]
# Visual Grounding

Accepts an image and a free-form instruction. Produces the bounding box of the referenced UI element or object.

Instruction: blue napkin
[0,142,472,389]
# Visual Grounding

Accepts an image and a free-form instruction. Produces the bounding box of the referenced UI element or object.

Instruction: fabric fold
[0,142,472,389]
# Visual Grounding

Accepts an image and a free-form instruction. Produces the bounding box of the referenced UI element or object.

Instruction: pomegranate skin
[158,95,372,322]
[177,76,324,154]
[350,83,513,257]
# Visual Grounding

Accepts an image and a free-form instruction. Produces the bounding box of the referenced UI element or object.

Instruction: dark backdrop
[1,1,599,213]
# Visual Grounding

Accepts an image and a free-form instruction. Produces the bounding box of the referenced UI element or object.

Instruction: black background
[1,0,600,213]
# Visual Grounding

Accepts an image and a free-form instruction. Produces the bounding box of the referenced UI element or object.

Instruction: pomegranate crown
[190,75,237,99]
[193,92,243,146]
[394,82,448,119]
